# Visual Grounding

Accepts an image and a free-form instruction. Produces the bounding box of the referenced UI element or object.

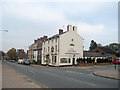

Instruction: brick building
[93,46,117,60]
[27,36,47,62]
[16,49,27,60]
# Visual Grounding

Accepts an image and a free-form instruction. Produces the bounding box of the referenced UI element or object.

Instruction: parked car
[9,60,16,63]
[3,60,6,62]
[23,61,30,65]
[112,59,120,64]
[18,59,24,64]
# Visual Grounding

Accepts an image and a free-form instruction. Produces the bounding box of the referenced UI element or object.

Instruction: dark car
[23,61,30,65]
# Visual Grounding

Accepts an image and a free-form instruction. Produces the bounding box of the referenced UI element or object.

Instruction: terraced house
[41,24,83,66]
[28,36,47,63]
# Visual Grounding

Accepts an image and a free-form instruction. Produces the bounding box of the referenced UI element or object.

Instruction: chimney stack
[43,36,48,40]
[67,24,72,31]
[59,29,63,34]
[34,40,37,43]
[37,38,40,41]
[73,26,77,31]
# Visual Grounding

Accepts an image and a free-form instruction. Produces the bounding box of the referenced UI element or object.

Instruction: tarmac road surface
[2,61,119,88]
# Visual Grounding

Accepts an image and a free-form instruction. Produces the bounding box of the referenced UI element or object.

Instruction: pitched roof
[83,51,104,57]
[31,40,42,46]
[42,31,68,42]
[97,46,117,54]
[34,46,42,51]
[30,31,67,47]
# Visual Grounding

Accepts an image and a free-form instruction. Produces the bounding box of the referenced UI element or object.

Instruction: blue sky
[0,0,118,53]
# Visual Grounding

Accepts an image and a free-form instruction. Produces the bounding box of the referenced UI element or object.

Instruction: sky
[0,0,119,53]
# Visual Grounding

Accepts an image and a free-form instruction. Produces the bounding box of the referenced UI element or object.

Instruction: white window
[48,40,50,45]
[44,47,45,52]
[48,47,50,52]
[55,38,57,43]
[55,45,57,53]
[52,55,57,63]
[52,39,53,43]
[60,58,67,63]
[43,56,46,63]
[51,46,54,53]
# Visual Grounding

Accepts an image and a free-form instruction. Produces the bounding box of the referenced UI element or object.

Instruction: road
[2,61,118,88]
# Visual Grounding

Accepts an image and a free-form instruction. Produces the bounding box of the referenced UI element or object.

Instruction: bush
[77,57,112,64]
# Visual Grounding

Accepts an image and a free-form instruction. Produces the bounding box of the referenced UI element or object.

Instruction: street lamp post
[1,30,8,32]
[0,29,8,60]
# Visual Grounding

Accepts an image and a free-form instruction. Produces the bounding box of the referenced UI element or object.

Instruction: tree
[7,48,16,60]
[89,40,97,51]
[108,43,120,51]
[97,43,102,47]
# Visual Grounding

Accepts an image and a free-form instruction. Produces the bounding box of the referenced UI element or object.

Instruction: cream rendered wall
[58,27,83,66]
[41,37,59,65]
[41,25,83,66]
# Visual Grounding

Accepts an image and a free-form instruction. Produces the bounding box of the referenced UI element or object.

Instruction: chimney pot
[59,29,63,34]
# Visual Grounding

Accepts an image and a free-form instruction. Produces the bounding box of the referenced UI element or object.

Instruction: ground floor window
[43,56,46,63]
[60,58,72,63]
[60,58,67,63]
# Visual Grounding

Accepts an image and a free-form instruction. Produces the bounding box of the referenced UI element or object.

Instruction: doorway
[72,58,75,65]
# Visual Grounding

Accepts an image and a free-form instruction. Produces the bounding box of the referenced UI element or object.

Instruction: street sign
[106,53,110,57]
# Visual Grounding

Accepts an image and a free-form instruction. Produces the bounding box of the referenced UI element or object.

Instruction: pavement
[2,63,46,88]
[93,69,120,80]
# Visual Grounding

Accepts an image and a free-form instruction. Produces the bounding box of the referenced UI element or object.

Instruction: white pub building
[41,24,83,66]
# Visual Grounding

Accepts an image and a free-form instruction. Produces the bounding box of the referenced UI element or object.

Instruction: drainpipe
[58,36,60,67]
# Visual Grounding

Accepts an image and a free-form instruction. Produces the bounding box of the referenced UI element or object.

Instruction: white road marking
[66,77,96,87]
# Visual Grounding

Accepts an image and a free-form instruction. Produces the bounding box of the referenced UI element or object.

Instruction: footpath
[93,69,120,80]
[2,63,46,88]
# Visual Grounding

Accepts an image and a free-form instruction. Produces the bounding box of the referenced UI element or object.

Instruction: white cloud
[77,22,105,35]
[76,22,106,50]
[3,4,66,23]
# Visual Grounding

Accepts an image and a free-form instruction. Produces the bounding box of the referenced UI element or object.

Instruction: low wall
[78,63,113,66]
